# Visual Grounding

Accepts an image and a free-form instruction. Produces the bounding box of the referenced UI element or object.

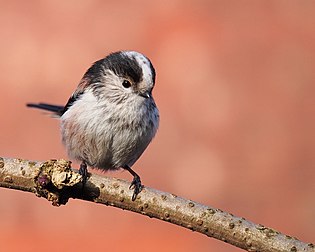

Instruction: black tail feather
[26,103,65,115]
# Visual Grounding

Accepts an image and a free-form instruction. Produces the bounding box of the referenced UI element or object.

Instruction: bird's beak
[138,90,151,98]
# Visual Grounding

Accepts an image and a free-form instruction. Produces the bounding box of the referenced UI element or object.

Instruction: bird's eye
[122,80,131,88]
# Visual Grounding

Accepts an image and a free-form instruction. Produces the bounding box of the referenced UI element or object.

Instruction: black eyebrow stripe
[103,52,143,83]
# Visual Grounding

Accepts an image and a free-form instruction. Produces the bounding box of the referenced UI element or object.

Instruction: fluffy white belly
[60,91,158,170]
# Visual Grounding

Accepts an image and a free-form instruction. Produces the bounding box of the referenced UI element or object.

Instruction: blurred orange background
[0,1,314,251]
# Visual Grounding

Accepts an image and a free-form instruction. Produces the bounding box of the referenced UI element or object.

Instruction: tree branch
[0,157,313,251]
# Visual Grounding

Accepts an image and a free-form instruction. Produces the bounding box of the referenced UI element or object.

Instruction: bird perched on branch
[27,51,159,201]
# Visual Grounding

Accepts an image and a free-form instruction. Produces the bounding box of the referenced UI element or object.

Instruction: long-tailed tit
[27,51,159,200]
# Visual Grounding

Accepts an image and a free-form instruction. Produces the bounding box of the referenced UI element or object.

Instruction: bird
[27,51,159,201]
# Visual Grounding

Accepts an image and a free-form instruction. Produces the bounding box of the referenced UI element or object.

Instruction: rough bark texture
[0,157,314,252]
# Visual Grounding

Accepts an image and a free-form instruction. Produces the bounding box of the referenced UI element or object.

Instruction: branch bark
[0,157,313,252]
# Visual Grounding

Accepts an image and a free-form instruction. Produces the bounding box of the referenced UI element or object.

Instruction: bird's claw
[129,175,142,201]
[79,162,88,186]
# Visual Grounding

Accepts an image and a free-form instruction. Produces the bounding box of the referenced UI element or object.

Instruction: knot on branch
[34,159,82,206]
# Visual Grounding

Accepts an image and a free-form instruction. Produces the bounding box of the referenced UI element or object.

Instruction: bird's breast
[60,92,159,170]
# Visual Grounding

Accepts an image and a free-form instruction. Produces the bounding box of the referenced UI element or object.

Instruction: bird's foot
[79,161,88,187]
[129,174,143,201]
[123,165,143,201]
